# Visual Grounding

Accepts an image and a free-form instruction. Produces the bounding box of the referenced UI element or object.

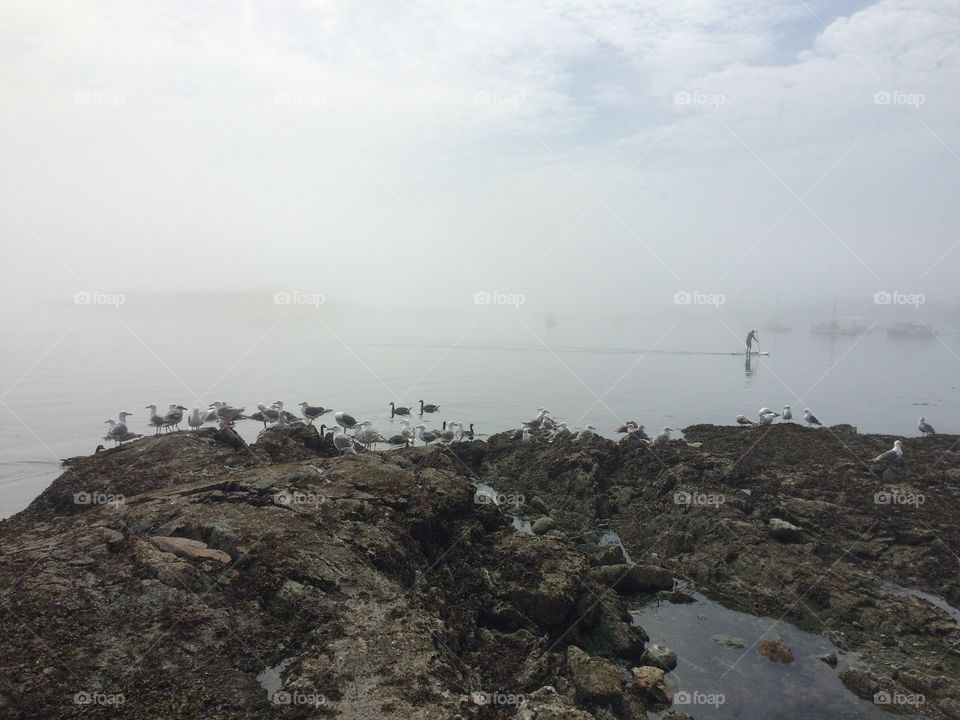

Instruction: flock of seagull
[100,399,470,455]
[731,405,937,463]
[99,400,937,464]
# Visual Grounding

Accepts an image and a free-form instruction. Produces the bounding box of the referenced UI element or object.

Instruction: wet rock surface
[1,423,959,718]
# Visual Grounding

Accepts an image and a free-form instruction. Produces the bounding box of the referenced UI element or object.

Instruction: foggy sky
[2,0,959,319]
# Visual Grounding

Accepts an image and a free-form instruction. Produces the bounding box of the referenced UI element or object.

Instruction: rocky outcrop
[3,423,960,718]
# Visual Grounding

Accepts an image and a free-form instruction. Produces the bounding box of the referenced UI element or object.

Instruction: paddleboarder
[745,329,759,354]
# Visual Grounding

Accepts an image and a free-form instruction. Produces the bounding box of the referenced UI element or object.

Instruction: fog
[2,0,959,332]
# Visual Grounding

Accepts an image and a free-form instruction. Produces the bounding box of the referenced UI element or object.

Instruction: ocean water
[1,302,958,518]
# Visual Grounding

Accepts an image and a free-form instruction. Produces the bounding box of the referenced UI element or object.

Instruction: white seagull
[145,404,165,435]
[872,440,903,463]
[782,405,792,422]
[918,417,936,436]
[735,415,754,426]
[651,427,672,445]
[804,409,822,427]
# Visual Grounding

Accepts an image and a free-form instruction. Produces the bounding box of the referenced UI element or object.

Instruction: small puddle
[630,590,919,719]
[883,582,960,625]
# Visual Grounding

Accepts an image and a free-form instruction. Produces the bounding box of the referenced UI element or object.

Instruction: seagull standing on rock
[872,440,903,463]
[334,411,359,433]
[299,402,329,424]
[804,409,822,427]
[145,405,165,435]
[918,417,936,436]
[651,427,672,446]
[736,415,754,426]
[332,427,358,455]
[782,405,792,422]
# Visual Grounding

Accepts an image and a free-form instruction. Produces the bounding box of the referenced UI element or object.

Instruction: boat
[887,322,937,338]
[810,298,867,336]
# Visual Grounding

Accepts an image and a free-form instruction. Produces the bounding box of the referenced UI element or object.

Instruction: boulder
[587,564,673,593]
[566,646,623,704]
[532,517,556,535]
[641,643,678,671]
[630,665,672,704]
[768,518,802,543]
[148,536,232,565]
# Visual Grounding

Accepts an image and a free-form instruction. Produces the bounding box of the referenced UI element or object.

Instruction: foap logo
[474,290,526,308]
[271,690,326,707]
[471,690,525,706]
[873,91,925,108]
[73,290,126,308]
[475,491,525,509]
[74,491,125,507]
[74,91,125,107]
[674,90,726,108]
[873,290,925,308]
[74,691,125,706]
[674,490,725,508]
[874,690,925,708]
[273,91,324,107]
[273,290,326,308]
[474,91,525,108]
[674,690,726,708]
[874,490,925,507]
[274,490,326,508]
[673,290,725,308]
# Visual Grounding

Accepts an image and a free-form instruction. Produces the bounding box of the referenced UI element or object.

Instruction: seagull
[521,428,534,444]
[210,402,246,424]
[103,412,134,445]
[299,402,329,424]
[436,422,456,443]
[804,409,822,427]
[400,420,415,445]
[735,415,755,426]
[758,412,777,426]
[332,427,358,455]
[758,407,780,418]
[616,421,639,434]
[162,404,187,432]
[334,411,359,433]
[549,422,572,442]
[272,401,298,422]
[918,417,936,436]
[419,400,440,414]
[145,405,165,435]
[187,408,205,431]
[782,405,793,422]
[573,425,597,442]
[356,422,386,450]
[414,425,438,445]
[523,409,548,428]
[872,440,903,463]
[651,427,672,446]
[390,402,412,417]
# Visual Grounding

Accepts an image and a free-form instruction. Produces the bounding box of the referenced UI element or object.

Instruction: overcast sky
[2,0,959,317]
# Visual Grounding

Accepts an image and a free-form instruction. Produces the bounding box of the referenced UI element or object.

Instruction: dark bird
[390,402,412,417]
[419,400,440,414]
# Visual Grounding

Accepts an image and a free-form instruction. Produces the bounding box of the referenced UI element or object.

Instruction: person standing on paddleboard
[745,329,759,354]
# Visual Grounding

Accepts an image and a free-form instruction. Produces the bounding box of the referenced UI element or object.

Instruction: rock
[838,667,882,700]
[939,698,960,719]
[757,638,794,663]
[662,713,695,720]
[592,543,627,566]
[712,634,745,649]
[528,496,550,514]
[532,516,556,535]
[640,643,677,671]
[566,646,623,704]
[630,665,672,704]
[768,518,802,543]
[148,536,232,565]
[820,652,838,667]
[587,564,673,593]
